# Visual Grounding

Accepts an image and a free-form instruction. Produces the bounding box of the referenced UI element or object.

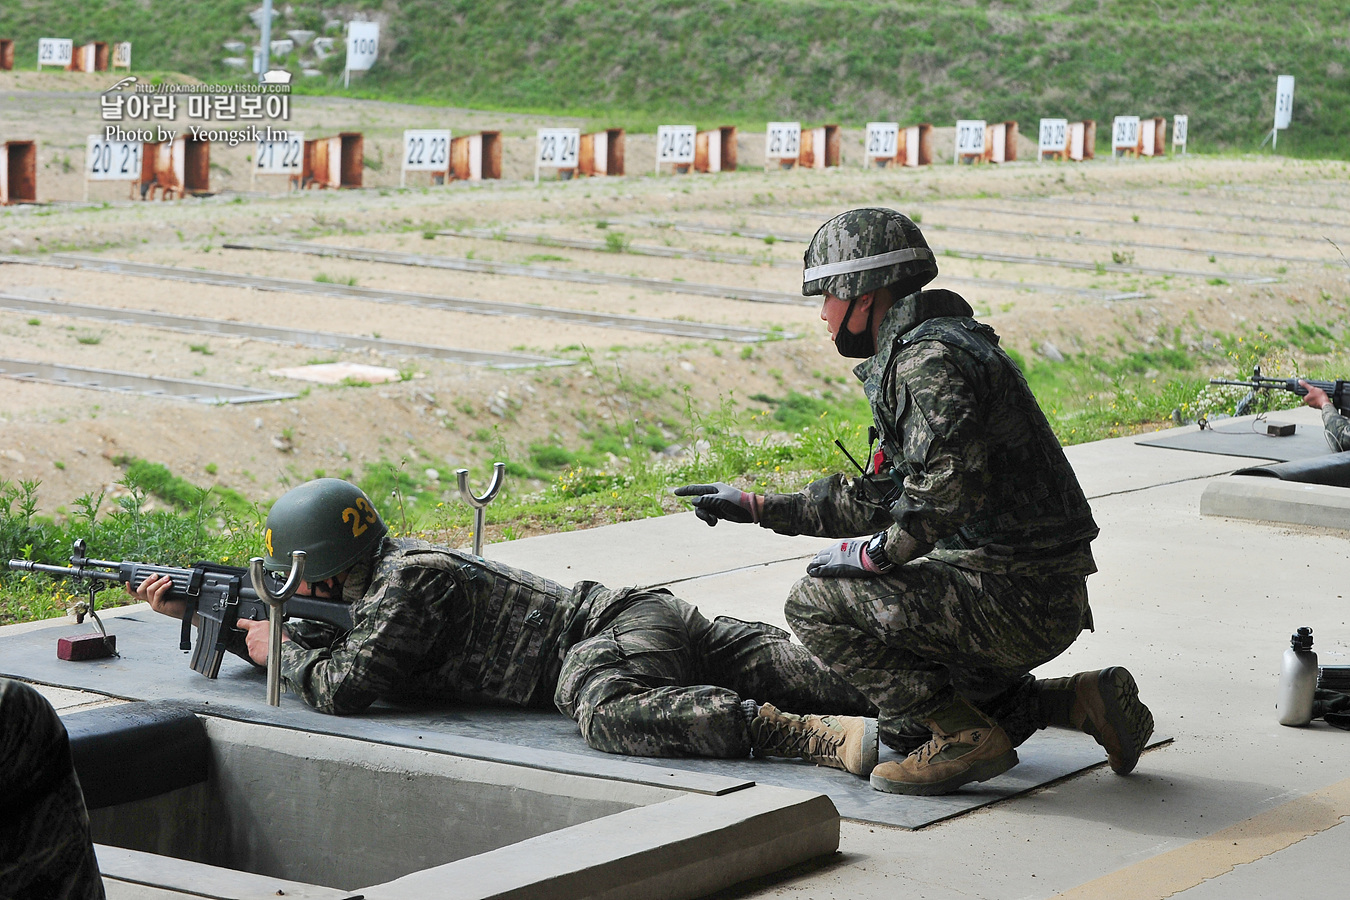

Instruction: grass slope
[1,1,1346,156]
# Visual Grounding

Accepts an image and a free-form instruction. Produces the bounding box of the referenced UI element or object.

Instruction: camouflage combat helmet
[262,478,387,581]
[802,208,938,301]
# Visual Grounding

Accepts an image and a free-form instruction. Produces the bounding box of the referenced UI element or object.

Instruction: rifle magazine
[189,614,227,679]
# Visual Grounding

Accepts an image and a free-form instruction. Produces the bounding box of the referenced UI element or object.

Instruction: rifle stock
[8,540,352,679]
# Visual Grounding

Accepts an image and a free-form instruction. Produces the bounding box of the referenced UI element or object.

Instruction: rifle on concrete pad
[8,539,352,678]
[1208,365,1350,417]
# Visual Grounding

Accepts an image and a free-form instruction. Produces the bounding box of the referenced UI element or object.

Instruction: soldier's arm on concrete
[280,566,452,715]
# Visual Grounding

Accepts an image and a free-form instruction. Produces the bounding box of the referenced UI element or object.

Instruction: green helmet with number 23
[262,478,387,581]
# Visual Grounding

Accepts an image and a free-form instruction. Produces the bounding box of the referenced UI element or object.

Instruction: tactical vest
[866,316,1098,554]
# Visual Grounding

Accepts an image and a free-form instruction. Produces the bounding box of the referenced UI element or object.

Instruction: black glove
[807,538,881,578]
[673,482,760,527]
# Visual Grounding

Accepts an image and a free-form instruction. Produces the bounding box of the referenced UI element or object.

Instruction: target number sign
[85,137,142,181]
[765,122,801,159]
[536,128,580,167]
[1274,75,1295,130]
[403,130,450,171]
[865,122,899,159]
[1173,115,1188,147]
[38,38,73,67]
[1112,116,1141,151]
[255,132,304,174]
[955,120,986,156]
[656,125,696,165]
[1038,118,1068,154]
[346,22,380,72]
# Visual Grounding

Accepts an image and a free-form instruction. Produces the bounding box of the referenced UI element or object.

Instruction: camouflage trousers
[785,559,1090,753]
[554,590,874,758]
[0,679,104,900]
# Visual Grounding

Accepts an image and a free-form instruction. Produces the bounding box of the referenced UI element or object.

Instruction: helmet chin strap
[834,294,878,359]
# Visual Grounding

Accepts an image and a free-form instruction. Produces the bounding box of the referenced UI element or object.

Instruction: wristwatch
[865,530,896,574]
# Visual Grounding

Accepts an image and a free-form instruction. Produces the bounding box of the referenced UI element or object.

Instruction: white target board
[1038,118,1068,159]
[1112,116,1141,153]
[864,122,899,164]
[765,122,801,161]
[1274,75,1294,130]
[954,120,986,160]
[254,132,304,175]
[38,38,73,68]
[85,136,142,181]
[535,128,580,181]
[345,22,380,71]
[402,130,450,171]
[536,128,580,167]
[112,41,131,69]
[656,125,696,168]
[1173,115,1188,149]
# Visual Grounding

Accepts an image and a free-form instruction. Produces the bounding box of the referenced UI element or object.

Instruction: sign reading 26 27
[865,122,899,159]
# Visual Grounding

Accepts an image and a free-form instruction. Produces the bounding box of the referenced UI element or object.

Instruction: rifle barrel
[7,560,121,579]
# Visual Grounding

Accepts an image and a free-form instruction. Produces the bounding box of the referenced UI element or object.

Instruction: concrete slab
[2,604,1143,830]
[1201,476,1350,529]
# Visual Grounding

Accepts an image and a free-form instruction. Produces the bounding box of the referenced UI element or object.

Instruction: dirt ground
[2,72,1349,525]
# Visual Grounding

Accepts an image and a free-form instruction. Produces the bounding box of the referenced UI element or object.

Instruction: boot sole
[855,716,879,777]
[870,748,1019,796]
[1095,666,1155,776]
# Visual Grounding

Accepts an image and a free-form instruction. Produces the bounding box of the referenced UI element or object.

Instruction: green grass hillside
[3,1,1347,155]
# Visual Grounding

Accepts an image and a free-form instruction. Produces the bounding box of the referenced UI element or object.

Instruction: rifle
[9,539,352,679]
[1208,365,1350,417]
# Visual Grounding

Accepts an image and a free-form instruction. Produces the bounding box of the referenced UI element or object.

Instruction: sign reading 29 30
[255,132,304,174]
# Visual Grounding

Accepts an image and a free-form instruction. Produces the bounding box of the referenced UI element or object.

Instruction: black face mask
[833,297,876,359]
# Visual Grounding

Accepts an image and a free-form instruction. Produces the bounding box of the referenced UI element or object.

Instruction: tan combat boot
[870,696,1017,795]
[749,703,879,777]
[1037,666,1154,775]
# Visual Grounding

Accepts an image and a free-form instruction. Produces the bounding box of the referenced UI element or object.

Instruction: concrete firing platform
[7,406,1350,899]
[0,562,1154,831]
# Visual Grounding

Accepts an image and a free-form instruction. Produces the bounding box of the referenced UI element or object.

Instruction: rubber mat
[1,609,1169,830]
[1137,421,1329,462]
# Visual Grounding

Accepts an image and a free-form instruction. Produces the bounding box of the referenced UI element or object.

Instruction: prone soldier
[132,478,879,776]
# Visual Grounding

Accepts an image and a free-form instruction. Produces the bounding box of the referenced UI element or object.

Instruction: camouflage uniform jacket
[760,289,1098,575]
[277,536,598,715]
[1323,405,1350,452]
